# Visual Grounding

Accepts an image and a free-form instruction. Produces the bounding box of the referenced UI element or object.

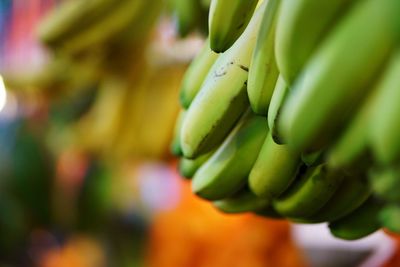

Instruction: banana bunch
[171,0,400,240]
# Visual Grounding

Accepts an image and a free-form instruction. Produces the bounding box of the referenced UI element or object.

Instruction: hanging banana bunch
[171,0,400,240]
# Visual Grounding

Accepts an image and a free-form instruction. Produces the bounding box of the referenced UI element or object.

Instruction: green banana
[369,166,400,203]
[249,133,301,199]
[171,0,207,37]
[328,50,400,169]
[37,0,117,47]
[278,0,399,153]
[254,207,283,220]
[179,39,219,109]
[192,110,269,200]
[329,197,383,240]
[56,0,148,54]
[306,175,371,223]
[170,110,186,156]
[267,75,288,144]
[380,204,400,233]
[213,188,271,214]
[208,0,258,53]
[369,50,400,166]
[301,150,324,167]
[273,164,344,218]
[178,151,213,179]
[275,0,352,84]
[181,1,266,159]
[247,0,280,115]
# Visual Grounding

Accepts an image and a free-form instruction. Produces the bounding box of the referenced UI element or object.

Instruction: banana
[267,75,288,144]
[192,110,269,200]
[57,0,148,55]
[329,197,383,240]
[273,164,345,218]
[247,0,280,115]
[208,0,258,53]
[369,166,400,203]
[305,175,371,223]
[171,110,186,156]
[171,0,207,37]
[37,0,117,47]
[369,50,400,166]
[301,150,324,167]
[181,1,266,159]
[179,39,219,109]
[254,207,283,219]
[380,204,400,233]
[213,188,271,214]
[278,0,400,153]
[178,150,213,179]
[328,51,400,169]
[275,0,352,84]
[249,133,301,199]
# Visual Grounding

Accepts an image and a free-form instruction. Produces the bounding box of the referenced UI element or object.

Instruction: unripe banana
[57,0,147,54]
[37,0,117,47]
[208,0,258,53]
[170,110,186,156]
[273,165,345,218]
[301,150,324,167]
[369,166,400,203]
[278,0,400,153]
[328,50,400,168]
[275,0,352,84]
[380,204,400,233]
[247,0,280,115]
[267,75,288,144]
[192,110,269,200]
[306,175,371,223]
[213,188,271,214]
[369,50,400,166]
[179,39,219,109]
[181,2,266,158]
[178,150,213,179]
[171,0,207,37]
[329,197,383,240]
[249,133,301,199]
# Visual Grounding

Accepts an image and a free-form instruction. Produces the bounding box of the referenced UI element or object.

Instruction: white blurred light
[0,76,7,113]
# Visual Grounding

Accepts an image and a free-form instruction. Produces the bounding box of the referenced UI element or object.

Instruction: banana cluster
[172,0,400,240]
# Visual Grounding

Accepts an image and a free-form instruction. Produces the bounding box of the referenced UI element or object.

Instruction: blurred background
[0,1,399,266]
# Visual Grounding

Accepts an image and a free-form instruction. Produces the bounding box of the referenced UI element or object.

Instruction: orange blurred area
[145,174,307,267]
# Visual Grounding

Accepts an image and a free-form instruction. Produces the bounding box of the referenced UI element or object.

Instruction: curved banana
[267,75,288,144]
[171,0,207,37]
[57,0,148,54]
[247,0,280,115]
[369,166,400,203]
[178,150,213,179]
[273,165,344,218]
[306,175,371,223]
[213,188,271,214]
[37,0,116,47]
[249,133,301,199]
[170,110,186,156]
[380,204,400,233]
[192,111,269,200]
[275,0,352,84]
[301,150,324,167]
[278,0,399,153]
[329,197,383,240]
[208,0,258,53]
[179,39,219,109]
[328,51,400,169]
[181,2,266,158]
[369,50,400,166]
